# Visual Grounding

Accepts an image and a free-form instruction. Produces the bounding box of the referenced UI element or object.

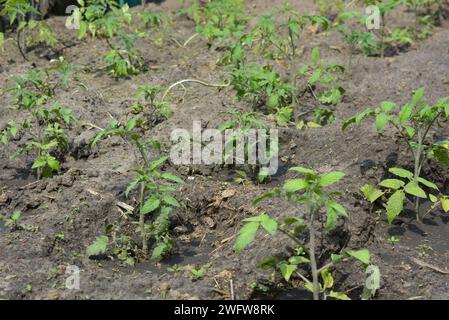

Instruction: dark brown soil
[1,0,449,300]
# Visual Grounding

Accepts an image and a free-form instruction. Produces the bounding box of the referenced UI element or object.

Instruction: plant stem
[139,182,148,256]
[380,15,385,59]
[160,79,229,103]
[308,211,319,301]
[414,130,423,222]
[17,26,28,61]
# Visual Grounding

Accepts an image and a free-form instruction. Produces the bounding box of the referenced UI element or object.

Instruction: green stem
[139,182,148,256]
[17,25,28,61]
[308,210,319,301]
[414,130,423,222]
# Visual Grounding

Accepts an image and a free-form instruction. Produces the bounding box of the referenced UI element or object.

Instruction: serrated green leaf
[161,172,185,184]
[325,207,337,232]
[278,263,297,282]
[379,179,405,190]
[236,222,259,253]
[319,171,345,187]
[360,184,384,203]
[161,194,180,207]
[375,113,391,131]
[149,156,168,171]
[417,177,438,190]
[283,179,307,192]
[260,216,277,235]
[386,190,405,223]
[346,249,370,265]
[404,181,427,198]
[151,242,168,259]
[86,235,108,257]
[329,291,351,300]
[380,101,396,113]
[389,167,414,179]
[141,196,160,215]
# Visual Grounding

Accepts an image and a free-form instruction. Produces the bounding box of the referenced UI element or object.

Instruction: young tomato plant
[182,0,249,47]
[219,110,276,184]
[77,2,146,78]
[334,11,379,65]
[236,167,380,300]
[12,102,74,179]
[91,118,184,259]
[230,64,294,115]
[344,87,449,222]
[299,47,345,106]
[131,85,171,125]
[0,0,57,60]
[250,7,329,104]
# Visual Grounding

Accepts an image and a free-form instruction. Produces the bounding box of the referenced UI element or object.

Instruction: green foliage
[237,167,379,300]
[2,210,21,228]
[86,235,109,257]
[75,2,146,78]
[92,118,184,259]
[251,8,329,61]
[132,85,171,121]
[139,10,168,29]
[219,110,276,184]
[183,0,249,46]
[361,167,449,223]
[0,0,57,59]
[230,64,294,113]
[299,47,345,105]
[344,88,449,221]
[190,263,211,280]
[3,64,75,179]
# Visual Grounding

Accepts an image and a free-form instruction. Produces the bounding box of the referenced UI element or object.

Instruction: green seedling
[335,11,379,64]
[0,0,57,60]
[92,118,184,259]
[344,87,449,222]
[3,67,75,179]
[219,110,276,184]
[182,0,249,47]
[76,2,146,78]
[417,241,433,258]
[236,167,380,300]
[299,47,345,106]
[190,263,211,280]
[251,7,329,105]
[2,210,21,229]
[1,210,38,232]
[388,236,400,245]
[132,85,171,123]
[230,64,294,114]
[167,264,183,274]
